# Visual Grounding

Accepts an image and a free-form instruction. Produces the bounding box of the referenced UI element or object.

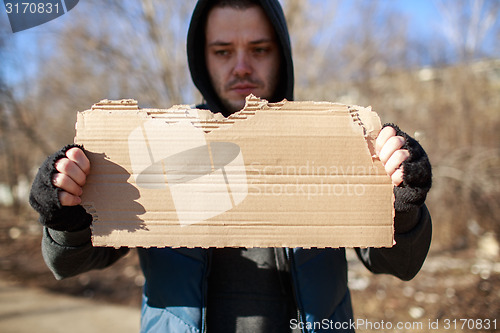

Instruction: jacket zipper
[286,248,307,333]
[201,249,211,333]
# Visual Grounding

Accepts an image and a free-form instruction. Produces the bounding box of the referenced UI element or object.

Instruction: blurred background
[0,0,498,332]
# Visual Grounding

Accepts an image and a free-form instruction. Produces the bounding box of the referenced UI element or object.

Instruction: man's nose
[232,52,252,77]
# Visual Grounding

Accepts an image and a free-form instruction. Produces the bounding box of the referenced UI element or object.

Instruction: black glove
[383,124,432,213]
[29,144,92,232]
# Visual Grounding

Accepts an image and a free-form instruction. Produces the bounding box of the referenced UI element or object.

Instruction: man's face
[205,6,281,114]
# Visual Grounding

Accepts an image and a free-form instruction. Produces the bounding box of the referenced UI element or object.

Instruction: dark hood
[187,0,294,117]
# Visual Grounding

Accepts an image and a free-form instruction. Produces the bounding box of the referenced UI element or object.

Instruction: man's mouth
[230,83,258,95]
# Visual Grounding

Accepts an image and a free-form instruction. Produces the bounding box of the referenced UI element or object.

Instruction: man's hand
[52,147,90,206]
[376,126,410,186]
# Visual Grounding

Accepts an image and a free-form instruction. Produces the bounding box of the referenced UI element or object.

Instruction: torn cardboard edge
[76,95,395,249]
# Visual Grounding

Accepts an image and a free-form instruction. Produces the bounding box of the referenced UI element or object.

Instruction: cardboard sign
[76,95,394,248]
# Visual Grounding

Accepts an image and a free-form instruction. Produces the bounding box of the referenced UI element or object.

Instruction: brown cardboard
[75,95,394,248]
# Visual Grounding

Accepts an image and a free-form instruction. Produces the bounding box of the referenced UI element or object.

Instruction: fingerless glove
[29,144,92,232]
[383,124,432,213]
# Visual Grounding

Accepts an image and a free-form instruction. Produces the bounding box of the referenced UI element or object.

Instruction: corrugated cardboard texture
[76,95,394,248]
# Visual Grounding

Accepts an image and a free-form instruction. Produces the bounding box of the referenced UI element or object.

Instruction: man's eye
[214,50,230,56]
[253,47,269,55]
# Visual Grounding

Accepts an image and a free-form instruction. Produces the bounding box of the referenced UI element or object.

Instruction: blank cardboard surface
[76,95,394,248]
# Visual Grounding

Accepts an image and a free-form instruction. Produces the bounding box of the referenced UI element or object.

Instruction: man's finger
[54,158,87,187]
[66,147,90,175]
[378,136,405,165]
[384,149,410,177]
[391,168,404,186]
[58,190,82,206]
[375,126,397,156]
[52,173,83,197]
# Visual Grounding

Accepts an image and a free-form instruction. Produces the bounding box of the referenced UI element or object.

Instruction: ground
[1,207,498,332]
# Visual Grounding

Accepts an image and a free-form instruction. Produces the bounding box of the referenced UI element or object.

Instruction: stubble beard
[216,74,278,115]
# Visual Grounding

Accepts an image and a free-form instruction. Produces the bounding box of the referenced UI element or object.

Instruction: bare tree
[435,0,500,61]
[283,0,341,97]
[29,0,198,139]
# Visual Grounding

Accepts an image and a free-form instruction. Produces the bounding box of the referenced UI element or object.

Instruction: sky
[394,0,439,37]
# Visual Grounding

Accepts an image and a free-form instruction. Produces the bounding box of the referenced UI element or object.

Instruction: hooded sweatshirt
[187,0,294,117]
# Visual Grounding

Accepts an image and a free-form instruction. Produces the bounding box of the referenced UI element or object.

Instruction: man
[29,0,432,332]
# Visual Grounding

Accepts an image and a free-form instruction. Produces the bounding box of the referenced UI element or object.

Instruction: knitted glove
[383,124,432,213]
[29,144,92,232]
